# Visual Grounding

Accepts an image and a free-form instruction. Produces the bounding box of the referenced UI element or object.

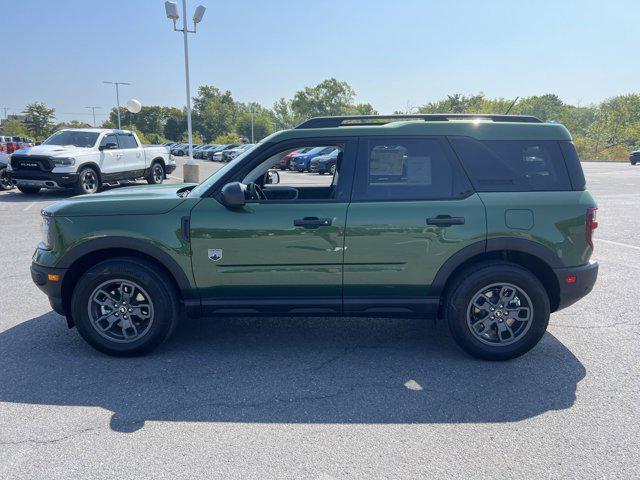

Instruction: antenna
[505,96,519,115]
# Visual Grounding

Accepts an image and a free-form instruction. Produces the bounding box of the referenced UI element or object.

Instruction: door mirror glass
[221,182,246,207]
[264,169,280,185]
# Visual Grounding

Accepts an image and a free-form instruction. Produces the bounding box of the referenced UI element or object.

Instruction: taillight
[586,207,598,249]
[0,144,4,153]
[6,142,15,154]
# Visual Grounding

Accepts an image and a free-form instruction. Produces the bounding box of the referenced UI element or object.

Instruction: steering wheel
[247,182,266,201]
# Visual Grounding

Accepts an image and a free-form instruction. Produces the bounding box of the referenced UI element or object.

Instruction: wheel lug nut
[128,308,132,312]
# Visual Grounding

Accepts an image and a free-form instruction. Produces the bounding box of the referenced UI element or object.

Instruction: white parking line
[23,202,36,211]
[595,238,640,251]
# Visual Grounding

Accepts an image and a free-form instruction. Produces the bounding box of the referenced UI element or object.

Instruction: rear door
[117,133,145,174]
[343,136,486,316]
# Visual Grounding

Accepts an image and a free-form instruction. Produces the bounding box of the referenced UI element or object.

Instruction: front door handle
[427,215,465,226]
[294,217,332,228]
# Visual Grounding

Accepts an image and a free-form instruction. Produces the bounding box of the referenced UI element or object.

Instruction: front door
[190,138,356,316]
[343,136,486,316]
[97,133,122,175]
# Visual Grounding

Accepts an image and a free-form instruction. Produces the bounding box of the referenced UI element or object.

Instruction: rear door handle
[294,217,332,228]
[427,215,465,226]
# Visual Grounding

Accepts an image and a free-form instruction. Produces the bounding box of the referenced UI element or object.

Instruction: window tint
[354,137,463,200]
[449,137,572,191]
[99,134,118,148]
[559,141,586,190]
[117,133,138,149]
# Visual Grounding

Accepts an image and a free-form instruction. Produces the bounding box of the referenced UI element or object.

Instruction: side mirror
[264,169,280,185]
[34,142,42,146]
[99,142,118,151]
[221,182,246,208]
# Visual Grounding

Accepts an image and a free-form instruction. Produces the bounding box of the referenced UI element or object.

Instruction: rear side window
[117,133,138,149]
[100,134,118,148]
[449,137,572,191]
[559,141,586,190]
[353,137,470,200]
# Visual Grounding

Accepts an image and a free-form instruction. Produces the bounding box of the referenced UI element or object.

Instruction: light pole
[85,106,101,127]
[103,81,131,129]
[250,105,255,143]
[164,1,206,183]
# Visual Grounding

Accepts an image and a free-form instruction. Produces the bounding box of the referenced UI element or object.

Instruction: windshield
[43,130,100,148]
[189,143,262,197]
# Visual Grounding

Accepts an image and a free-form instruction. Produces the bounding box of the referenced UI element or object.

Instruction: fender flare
[428,237,564,296]
[56,236,194,297]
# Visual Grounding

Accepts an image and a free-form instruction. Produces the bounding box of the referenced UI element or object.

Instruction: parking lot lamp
[103,81,131,129]
[164,1,206,184]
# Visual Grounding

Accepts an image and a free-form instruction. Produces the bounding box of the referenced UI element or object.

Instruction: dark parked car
[208,144,239,161]
[309,148,341,174]
[629,149,640,165]
[194,144,217,159]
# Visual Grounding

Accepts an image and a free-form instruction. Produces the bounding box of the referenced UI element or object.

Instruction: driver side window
[242,142,350,202]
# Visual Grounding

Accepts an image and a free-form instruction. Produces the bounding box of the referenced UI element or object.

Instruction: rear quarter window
[449,136,572,192]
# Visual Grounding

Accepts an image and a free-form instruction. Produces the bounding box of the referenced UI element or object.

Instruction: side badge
[208,249,223,262]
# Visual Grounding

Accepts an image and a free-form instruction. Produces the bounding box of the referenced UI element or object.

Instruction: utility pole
[85,106,101,127]
[103,81,131,129]
[1,107,9,119]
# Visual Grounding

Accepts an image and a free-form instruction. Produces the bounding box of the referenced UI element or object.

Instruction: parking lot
[0,160,637,479]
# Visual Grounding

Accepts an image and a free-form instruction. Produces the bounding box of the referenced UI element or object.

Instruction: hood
[43,183,196,217]
[14,144,92,157]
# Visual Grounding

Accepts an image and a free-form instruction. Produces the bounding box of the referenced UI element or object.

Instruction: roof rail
[295,114,543,129]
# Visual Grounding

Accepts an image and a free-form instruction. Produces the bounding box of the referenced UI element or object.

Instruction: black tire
[146,162,165,185]
[444,261,550,361]
[0,167,13,190]
[74,167,100,195]
[631,160,637,165]
[17,185,40,194]
[71,257,179,356]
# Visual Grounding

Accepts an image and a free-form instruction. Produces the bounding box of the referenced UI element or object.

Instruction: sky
[1,0,638,123]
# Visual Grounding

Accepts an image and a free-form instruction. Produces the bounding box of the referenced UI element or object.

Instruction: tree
[1,118,28,137]
[290,78,358,120]
[235,110,274,142]
[163,108,187,141]
[24,102,55,139]
[192,86,241,141]
[213,132,243,144]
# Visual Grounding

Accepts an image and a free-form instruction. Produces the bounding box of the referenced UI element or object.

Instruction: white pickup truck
[6,128,175,194]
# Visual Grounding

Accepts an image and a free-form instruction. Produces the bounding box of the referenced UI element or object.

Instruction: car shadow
[0,312,585,433]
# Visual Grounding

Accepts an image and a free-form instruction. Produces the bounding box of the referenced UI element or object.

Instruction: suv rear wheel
[0,167,13,190]
[71,258,179,356]
[444,262,550,361]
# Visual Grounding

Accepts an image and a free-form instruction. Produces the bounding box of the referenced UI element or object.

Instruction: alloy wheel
[87,279,155,343]
[466,282,533,346]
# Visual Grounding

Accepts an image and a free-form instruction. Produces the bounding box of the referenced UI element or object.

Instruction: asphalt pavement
[0,160,638,479]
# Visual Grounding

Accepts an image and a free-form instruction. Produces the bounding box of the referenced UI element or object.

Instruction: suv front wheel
[71,258,179,356]
[444,262,550,361]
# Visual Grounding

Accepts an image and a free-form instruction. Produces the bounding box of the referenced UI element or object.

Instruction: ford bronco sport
[31,114,598,360]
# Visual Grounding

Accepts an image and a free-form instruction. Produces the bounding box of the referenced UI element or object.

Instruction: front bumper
[553,261,598,311]
[31,262,69,317]
[9,170,79,188]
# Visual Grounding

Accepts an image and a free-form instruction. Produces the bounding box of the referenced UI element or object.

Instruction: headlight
[52,157,75,166]
[40,214,54,250]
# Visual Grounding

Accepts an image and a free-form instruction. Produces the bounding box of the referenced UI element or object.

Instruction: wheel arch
[431,238,562,316]
[57,237,198,325]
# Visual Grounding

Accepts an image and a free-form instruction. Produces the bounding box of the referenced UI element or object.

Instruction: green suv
[31,114,598,360]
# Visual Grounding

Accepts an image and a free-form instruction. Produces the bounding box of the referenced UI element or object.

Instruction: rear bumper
[9,170,78,188]
[31,262,68,316]
[553,261,598,311]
